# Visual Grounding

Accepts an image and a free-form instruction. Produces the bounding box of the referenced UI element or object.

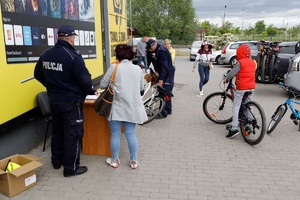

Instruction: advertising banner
[1,0,96,64]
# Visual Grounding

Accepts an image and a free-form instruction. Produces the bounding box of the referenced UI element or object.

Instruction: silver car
[220,41,260,67]
[284,43,300,91]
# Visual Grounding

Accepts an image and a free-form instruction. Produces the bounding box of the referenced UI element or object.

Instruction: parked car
[284,41,300,92]
[189,40,202,61]
[212,50,223,65]
[275,41,299,78]
[220,41,260,67]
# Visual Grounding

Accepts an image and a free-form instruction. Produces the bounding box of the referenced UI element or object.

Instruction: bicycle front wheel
[239,101,266,145]
[142,96,165,124]
[203,92,233,124]
[267,105,286,134]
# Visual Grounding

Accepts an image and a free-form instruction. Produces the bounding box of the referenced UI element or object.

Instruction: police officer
[34,25,93,177]
[146,39,175,118]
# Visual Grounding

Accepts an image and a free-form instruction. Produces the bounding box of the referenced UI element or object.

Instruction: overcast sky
[192,0,300,29]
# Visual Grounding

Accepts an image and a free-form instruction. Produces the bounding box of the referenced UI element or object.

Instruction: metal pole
[242,9,244,36]
[130,0,133,45]
[223,5,227,28]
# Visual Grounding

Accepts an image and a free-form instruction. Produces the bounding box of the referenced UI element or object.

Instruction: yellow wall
[0,1,126,125]
[109,0,127,63]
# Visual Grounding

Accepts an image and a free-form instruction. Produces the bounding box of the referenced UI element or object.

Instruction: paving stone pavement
[2,56,300,200]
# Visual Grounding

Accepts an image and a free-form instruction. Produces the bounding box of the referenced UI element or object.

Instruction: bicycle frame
[285,98,300,119]
[267,82,300,133]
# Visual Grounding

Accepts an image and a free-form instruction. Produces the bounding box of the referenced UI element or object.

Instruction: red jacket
[235,44,256,90]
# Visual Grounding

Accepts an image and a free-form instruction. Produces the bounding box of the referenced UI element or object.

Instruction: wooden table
[82,99,111,156]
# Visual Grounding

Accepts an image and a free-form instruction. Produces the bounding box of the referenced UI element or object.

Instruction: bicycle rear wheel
[261,56,268,83]
[239,101,266,145]
[142,96,165,124]
[267,105,286,134]
[269,55,277,83]
[203,92,233,124]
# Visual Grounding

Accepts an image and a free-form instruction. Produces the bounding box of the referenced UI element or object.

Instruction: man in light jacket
[136,36,149,73]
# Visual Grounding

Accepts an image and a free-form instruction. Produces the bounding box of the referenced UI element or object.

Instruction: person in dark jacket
[146,39,175,118]
[34,25,94,177]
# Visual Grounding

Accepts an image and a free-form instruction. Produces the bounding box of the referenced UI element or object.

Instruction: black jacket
[34,40,92,103]
[153,44,175,84]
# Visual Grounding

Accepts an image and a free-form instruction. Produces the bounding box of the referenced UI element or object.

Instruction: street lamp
[242,9,244,36]
[223,5,227,28]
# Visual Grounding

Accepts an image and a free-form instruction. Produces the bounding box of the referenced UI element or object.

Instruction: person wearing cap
[136,36,149,73]
[146,39,175,118]
[34,25,94,177]
[223,44,256,139]
[192,40,214,96]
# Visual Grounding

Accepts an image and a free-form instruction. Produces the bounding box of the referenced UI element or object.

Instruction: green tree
[220,21,233,34]
[128,0,197,44]
[254,20,266,35]
[266,25,277,38]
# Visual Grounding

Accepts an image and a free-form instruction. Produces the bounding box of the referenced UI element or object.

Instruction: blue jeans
[198,64,210,91]
[108,120,138,163]
[137,56,148,71]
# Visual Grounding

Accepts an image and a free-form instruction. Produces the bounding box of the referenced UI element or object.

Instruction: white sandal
[130,161,138,169]
[106,158,120,168]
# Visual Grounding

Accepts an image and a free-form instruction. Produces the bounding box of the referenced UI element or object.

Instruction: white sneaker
[106,158,120,168]
[200,91,204,95]
[146,69,150,74]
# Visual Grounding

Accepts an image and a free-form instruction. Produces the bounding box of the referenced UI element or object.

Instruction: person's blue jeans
[137,56,148,71]
[198,64,210,91]
[108,120,138,163]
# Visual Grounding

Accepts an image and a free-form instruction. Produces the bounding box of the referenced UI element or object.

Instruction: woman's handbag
[93,64,118,117]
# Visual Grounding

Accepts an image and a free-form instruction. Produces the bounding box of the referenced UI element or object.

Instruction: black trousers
[50,102,84,174]
[161,80,173,116]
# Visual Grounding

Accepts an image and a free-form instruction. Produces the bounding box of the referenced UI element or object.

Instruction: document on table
[86,95,98,100]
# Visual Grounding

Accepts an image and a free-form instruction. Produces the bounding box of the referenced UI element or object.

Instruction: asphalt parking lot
[2,55,300,200]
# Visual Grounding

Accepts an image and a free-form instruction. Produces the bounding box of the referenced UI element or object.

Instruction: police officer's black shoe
[155,113,167,119]
[63,166,88,177]
[53,164,61,170]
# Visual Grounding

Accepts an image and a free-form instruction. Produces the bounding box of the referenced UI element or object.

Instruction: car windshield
[192,41,202,48]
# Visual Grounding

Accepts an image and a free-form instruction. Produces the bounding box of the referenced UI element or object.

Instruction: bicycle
[141,66,166,124]
[203,70,266,145]
[267,82,300,134]
[256,41,280,83]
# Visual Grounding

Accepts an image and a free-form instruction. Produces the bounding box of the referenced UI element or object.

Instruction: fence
[237,33,300,42]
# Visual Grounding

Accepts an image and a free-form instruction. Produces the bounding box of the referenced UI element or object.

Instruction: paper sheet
[85,95,98,100]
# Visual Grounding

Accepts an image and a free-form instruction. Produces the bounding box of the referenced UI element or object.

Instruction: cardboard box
[0,154,43,198]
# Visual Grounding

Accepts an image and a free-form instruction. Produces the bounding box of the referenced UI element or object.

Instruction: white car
[212,50,223,65]
[189,40,202,61]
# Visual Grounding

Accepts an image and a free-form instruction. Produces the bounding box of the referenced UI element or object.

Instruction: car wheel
[215,55,221,65]
[229,56,237,67]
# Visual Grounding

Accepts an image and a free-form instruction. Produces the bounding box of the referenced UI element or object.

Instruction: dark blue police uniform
[34,35,92,176]
[152,43,175,117]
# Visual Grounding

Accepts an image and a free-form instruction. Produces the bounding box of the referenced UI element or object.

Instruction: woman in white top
[99,44,147,169]
[192,40,214,96]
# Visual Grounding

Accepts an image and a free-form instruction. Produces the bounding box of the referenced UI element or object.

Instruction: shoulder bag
[93,64,118,117]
